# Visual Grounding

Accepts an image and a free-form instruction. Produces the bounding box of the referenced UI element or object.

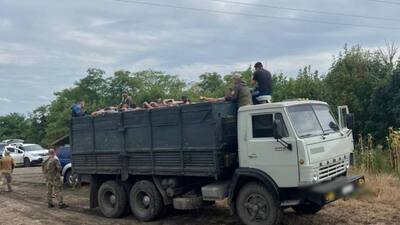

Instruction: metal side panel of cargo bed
[70,102,238,179]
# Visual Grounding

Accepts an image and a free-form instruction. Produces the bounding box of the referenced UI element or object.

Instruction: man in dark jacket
[251,62,272,104]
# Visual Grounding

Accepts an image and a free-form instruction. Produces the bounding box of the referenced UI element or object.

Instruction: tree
[0,113,29,141]
[25,105,49,146]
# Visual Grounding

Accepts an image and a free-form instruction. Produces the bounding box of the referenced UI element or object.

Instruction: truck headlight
[357,178,365,186]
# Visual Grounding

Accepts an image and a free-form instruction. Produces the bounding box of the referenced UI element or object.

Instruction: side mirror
[346,113,354,130]
[273,119,284,140]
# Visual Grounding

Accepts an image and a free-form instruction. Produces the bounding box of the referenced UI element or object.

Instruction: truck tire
[64,170,81,187]
[24,158,31,167]
[129,180,163,221]
[292,202,322,214]
[98,180,128,218]
[236,182,282,225]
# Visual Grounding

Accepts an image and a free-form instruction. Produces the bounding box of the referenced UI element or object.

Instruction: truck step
[280,200,301,207]
[201,181,231,201]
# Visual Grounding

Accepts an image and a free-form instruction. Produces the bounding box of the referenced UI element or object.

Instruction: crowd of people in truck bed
[71,62,273,118]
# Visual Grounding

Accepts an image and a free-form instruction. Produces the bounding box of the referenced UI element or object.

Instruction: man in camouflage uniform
[0,150,15,192]
[42,149,67,208]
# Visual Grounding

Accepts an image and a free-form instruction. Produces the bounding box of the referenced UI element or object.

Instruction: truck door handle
[248,153,257,158]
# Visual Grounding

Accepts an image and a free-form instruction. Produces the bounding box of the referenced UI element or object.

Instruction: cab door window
[252,114,273,138]
[252,113,288,138]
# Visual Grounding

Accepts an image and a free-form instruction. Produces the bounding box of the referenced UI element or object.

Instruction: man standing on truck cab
[42,149,68,209]
[231,74,252,107]
[0,150,15,192]
[251,62,272,104]
[120,91,136,109]
[71,99,86,117]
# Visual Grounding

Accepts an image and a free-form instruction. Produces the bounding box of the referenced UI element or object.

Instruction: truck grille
[318,160,346,181]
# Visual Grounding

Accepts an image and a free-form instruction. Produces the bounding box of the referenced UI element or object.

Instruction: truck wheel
[236,182,282,225]
[65,170,81,187]
[64,170,72,185]
[292,202,322,214]
[129,180,163,221]
[24,158,31,167]
[98,180,128,218]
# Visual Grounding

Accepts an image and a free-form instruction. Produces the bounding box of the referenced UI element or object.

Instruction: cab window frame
[251,112,289,139]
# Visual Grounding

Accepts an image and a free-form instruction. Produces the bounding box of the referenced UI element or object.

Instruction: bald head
[233,73,242,85]
[48,149,55,157]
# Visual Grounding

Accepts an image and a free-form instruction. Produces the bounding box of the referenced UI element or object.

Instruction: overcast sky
[0,0,399,115]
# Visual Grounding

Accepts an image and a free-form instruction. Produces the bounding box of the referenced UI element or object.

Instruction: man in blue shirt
[71,100,86,117]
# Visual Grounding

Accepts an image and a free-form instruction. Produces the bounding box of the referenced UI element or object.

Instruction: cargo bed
[71,102,238,179]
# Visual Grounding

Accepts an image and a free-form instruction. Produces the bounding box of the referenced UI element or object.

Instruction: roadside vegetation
[354,128,400,175]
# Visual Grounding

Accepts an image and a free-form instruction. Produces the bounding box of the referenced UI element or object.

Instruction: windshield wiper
[299,133,316,138]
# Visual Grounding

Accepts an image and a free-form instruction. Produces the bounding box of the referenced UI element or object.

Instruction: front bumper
[31,158,43,164]
[30,155,48,165]
[306,175,365,205]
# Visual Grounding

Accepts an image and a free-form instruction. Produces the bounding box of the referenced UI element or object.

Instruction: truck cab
[227,100,363,224]
[238,100,353,187]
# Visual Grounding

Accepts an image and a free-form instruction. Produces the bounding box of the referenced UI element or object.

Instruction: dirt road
[0,167,399,225]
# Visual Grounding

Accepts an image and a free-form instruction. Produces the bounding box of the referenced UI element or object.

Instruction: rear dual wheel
[129,180,164,221]
[98,181,128,218]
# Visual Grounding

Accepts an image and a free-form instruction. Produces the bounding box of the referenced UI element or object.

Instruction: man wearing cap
[42,149,67,208]
[120,91,136,109]
[0,150,15,192]
[231,74,252,107]
[200,74,251,108]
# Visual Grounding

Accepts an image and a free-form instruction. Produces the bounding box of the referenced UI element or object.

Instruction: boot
[48,203,55,208]
[58,203,68,209]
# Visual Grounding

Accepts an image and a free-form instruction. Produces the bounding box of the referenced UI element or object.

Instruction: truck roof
[238,100,328,112]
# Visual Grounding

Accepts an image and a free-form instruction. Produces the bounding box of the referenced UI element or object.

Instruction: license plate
[342,184,354,195]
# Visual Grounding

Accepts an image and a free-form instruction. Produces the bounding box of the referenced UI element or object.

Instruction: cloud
[88,17,120,27]
[0,97,11,103]
[0,18,12,29]
[0,42,53,66]
[37,95,50,100]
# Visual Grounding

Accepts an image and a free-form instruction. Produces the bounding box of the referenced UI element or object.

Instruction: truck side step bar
[280,200,301,207]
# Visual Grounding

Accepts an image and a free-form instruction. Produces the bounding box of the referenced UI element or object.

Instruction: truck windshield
[288,104,338,138]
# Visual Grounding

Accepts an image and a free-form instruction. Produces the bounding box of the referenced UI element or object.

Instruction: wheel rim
[244,193,269,221]
[68,174,74,185]
[104,191,117,208]
[136,191,151,209]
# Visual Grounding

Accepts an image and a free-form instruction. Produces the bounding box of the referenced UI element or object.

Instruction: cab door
[245,110,299,187]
